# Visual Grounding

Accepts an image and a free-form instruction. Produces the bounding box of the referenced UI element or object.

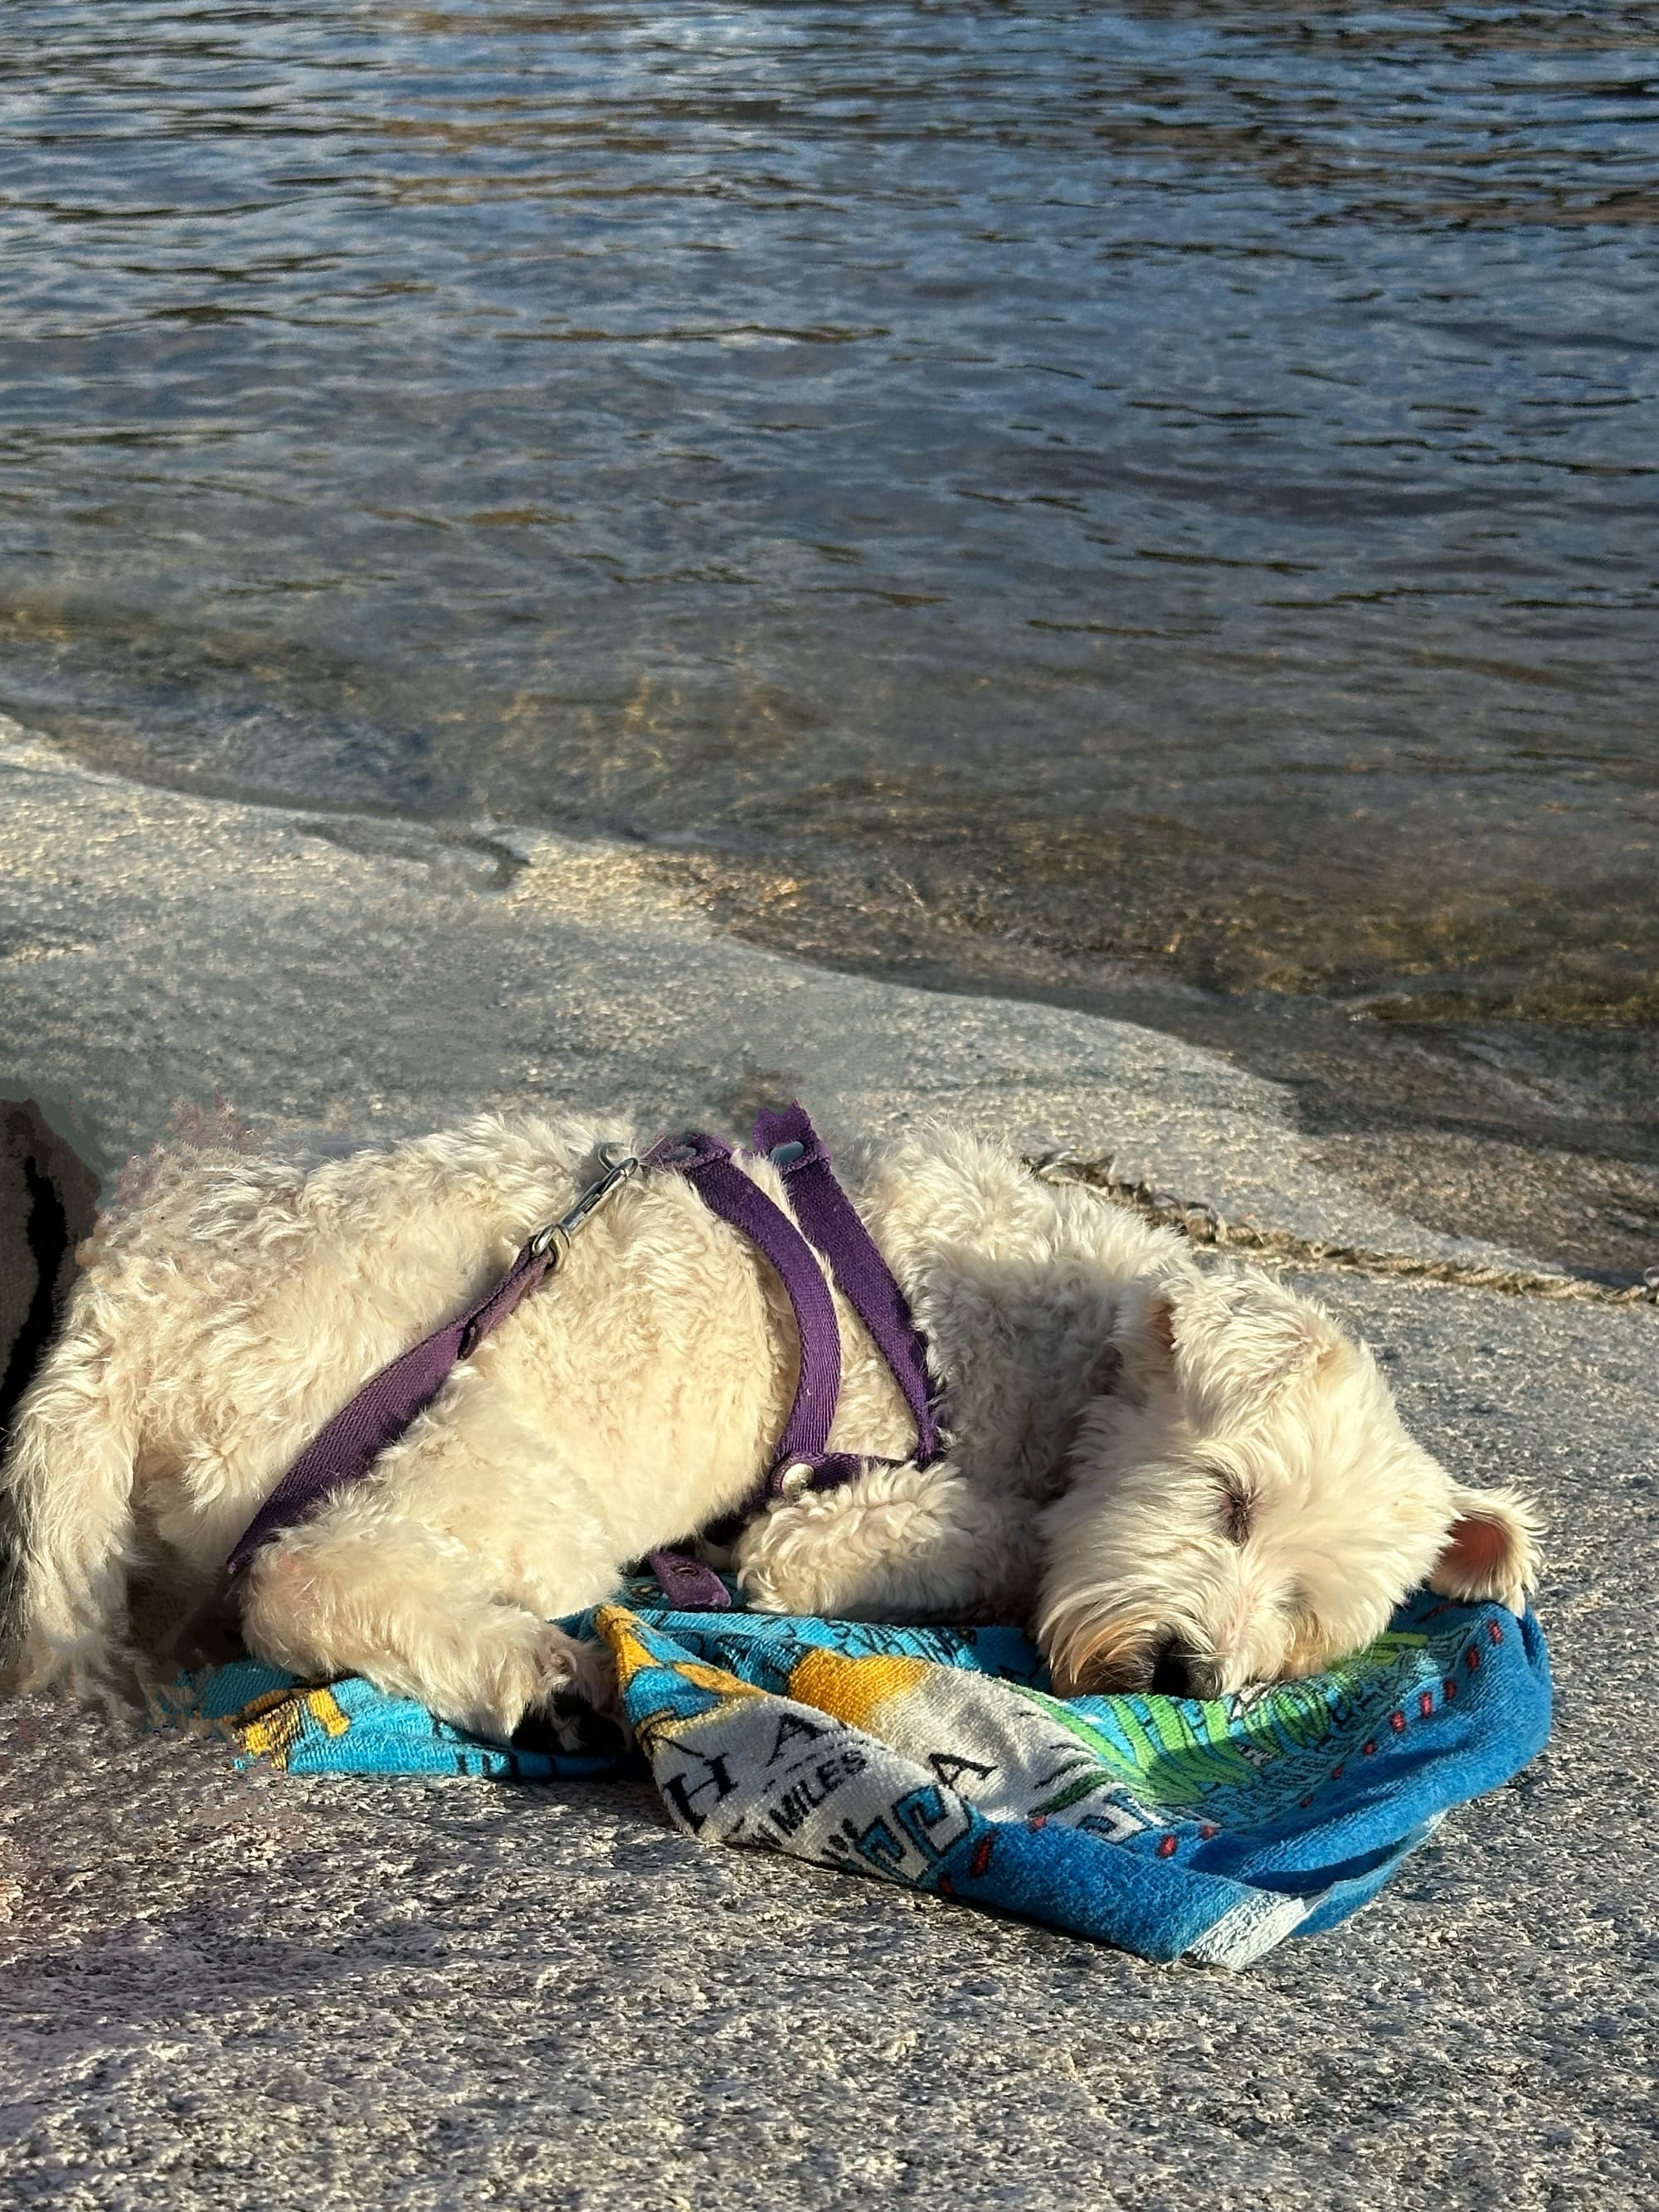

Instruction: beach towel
[152,1582,1550,1967]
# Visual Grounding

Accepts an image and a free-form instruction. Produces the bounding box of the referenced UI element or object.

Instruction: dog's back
[0,1114,595,1704]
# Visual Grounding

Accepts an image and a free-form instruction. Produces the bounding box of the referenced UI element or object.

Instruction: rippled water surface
[3,4,1657,1138]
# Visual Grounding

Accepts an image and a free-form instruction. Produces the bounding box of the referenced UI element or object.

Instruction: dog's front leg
[236,1510,611,1743]
[733,1460,1041,1625]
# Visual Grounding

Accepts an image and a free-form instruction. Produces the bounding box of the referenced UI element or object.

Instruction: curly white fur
[0,1108,1540,1737]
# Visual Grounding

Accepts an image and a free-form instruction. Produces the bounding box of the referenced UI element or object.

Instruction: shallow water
[2,3,1657,1200]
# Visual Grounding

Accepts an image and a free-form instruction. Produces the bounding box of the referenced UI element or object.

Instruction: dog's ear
[1428,1485,1540,1616]
[1127,1272,1342,1431]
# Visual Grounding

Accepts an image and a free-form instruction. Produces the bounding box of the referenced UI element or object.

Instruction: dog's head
[1037,1266,1539,1699]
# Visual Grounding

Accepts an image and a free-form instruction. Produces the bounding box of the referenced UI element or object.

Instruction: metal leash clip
[526,1143,641,1269]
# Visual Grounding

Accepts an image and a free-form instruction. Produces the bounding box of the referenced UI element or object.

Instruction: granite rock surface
[2,723,1654,2208]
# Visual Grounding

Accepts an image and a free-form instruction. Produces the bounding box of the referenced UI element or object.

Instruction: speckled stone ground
[2,724,1656,2209]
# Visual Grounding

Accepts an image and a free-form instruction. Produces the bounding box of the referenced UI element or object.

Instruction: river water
[2,3,1656,1265]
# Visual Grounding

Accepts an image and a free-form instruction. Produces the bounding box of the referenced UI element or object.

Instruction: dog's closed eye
[1208,1467,1254,1545]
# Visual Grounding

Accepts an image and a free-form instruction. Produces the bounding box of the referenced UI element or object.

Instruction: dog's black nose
[1149,1644,1197,1698]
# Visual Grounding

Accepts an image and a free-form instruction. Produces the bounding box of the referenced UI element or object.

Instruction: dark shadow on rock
[1,1097,100,1437]
[0,1773,673,2029]
[1,1099,101,1641]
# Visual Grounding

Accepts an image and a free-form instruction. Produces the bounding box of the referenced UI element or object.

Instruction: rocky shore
[2,717,1654,2208]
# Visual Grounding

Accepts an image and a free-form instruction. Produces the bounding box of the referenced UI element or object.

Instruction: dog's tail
[1,1310,144,1709]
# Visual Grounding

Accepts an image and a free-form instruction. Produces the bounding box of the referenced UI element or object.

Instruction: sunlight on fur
[1,1106,1540,1737]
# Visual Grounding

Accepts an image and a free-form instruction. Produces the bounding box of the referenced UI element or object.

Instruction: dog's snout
[1148,1641,1201,1699]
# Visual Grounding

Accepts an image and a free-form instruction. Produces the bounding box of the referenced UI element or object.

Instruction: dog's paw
[9,1631,148,1718]
[450,1620,616,1745]
[507,1624,622,1754]
[734,1561,793,1616]
[733,1457,1033,1623]
[528,1622,615,1715]
[732,1505,844,1616]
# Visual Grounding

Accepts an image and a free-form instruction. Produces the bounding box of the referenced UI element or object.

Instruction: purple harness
[226,1104,940,1612]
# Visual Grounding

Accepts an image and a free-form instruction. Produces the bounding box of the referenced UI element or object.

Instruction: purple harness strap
[226,1228,558,1580]
[643,1127,844,1474]
[752,1103,941,1469]
[225,1106,939,1616]
[643,1110,939,1607]
[225,1147,644,1581]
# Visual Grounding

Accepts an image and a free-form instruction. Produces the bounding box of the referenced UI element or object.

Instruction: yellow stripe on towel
[787,1648,932,1733]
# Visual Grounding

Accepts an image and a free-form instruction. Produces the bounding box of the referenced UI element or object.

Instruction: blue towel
[152,1583,1550,1966]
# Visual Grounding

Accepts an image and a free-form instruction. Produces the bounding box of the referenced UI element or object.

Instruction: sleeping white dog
[1,1108,1538,1740]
